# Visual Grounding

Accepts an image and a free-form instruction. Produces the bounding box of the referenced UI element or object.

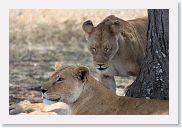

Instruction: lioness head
[82,15,123,72]
[41,64,89,105]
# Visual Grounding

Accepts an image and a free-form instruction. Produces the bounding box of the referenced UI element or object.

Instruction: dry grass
[9,9,147,105]
[10,9,147,45]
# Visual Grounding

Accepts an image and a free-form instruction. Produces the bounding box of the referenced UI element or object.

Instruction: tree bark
[126,9,169,100]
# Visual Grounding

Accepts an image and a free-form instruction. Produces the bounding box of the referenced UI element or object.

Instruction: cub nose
[41,88,47,94]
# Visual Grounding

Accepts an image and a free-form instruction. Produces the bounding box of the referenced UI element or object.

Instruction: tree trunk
[126,9,169,100]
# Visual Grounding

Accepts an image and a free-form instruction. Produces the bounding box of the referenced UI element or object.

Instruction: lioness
[82,15,147,93]
[41,64,168,115]
[10,100,71,115]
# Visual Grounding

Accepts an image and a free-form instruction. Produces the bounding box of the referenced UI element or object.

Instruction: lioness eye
[105,47,110,52]
[56,75,64,82]
[92,47,96,52]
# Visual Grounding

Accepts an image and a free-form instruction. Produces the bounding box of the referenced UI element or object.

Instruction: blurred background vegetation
[9,9,147,106]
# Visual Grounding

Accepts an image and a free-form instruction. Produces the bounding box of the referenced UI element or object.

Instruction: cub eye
[56,75,64,82]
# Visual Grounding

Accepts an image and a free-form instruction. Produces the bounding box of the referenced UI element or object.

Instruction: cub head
[41,63,89,105]
[82,15,124,72]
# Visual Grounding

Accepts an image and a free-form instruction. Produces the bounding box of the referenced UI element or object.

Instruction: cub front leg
[99,74,116,94]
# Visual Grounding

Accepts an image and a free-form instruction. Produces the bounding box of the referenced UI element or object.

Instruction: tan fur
[82,15,147,93]
[10,100,71,115]
[42,65,168,115]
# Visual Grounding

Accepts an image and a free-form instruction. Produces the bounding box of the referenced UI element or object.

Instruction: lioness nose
[41,89,47,94]
[97,64,104,67]
[96,63,108,70]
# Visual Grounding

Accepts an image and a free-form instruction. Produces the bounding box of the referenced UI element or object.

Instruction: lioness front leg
[99,74,116,94]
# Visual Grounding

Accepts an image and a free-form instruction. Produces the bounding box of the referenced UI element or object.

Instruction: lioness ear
[54,63,62,71]
[110,20,121,33]
[74,66,89,82]
[82,20,94,34]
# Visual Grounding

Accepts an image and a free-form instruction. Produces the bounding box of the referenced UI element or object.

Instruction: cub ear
[74,66,89,82]
[54,63,63,71]
[82,20,94,34]
[110,20,121,33]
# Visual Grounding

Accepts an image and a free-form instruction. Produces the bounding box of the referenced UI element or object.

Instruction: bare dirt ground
[9,10,147,114]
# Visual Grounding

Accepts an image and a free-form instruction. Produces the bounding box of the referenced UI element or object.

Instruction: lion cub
[41,64,168,115]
